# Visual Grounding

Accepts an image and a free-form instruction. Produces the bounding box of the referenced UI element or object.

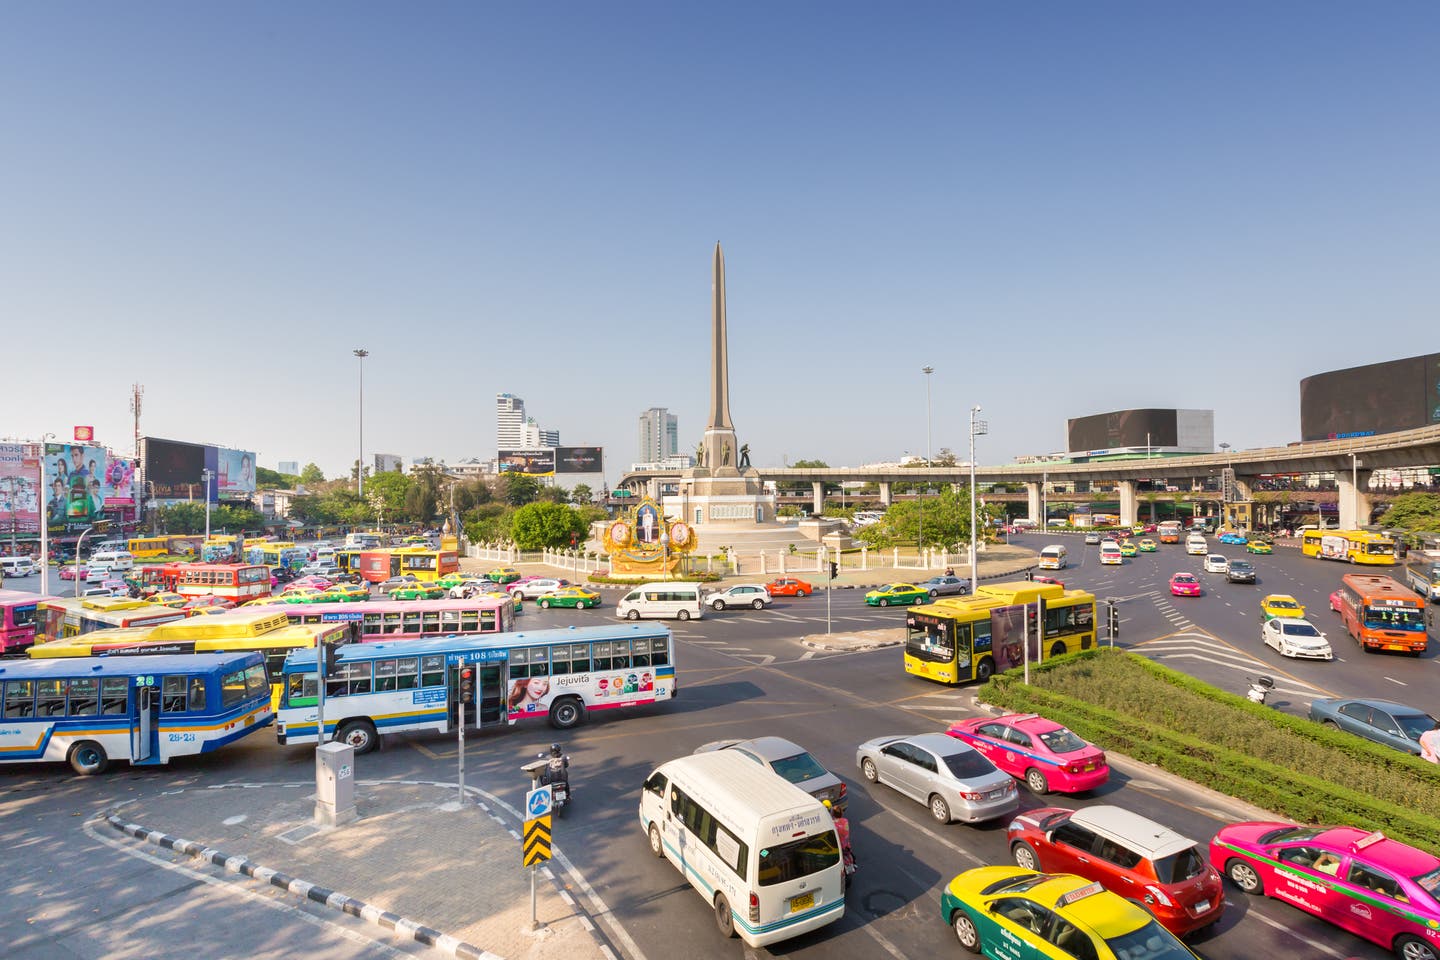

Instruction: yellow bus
[905,580,1097,685]
[127,537,171,559]
[202,534,240,562]
[1300,529,1396,566]
[38,596,190,642]
[28,610,353,709]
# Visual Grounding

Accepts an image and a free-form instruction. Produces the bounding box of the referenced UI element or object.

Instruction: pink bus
[240,597,516,643]
[0,589,54,656]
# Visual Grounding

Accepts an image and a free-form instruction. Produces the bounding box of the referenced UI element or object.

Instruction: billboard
[0,443,41,535]
[215,448,257,499]
[42,443,135,526]
[555,446,603,474]
[1068,409,1179,453]
[143,437,206,499]
[498,449,556,476]
[1300,353,1440,441]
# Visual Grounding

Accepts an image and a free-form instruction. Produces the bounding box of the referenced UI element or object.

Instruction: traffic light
[1107,602,1120,642]
[829,561,838,580]
[1025,569,1034,582]
[459,667,475,705]
[322,636,344,675]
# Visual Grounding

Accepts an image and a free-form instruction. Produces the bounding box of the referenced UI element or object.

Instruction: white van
[0,557,36,578]
[617,582,705,622]
[1099,542,1123,565]
[1038,544,1068,570]
[638,751,845,946]
[1185,534,1208,556]
[87,551,135,578]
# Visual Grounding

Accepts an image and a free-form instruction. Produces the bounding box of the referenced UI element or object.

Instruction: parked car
[865,583,929,606]
[1307,697,1436,755]
[1169,573,1201,597]
[946,713,1108,794]
[300,562,340,578]
[1203,554,1229,574]
[856,732,1018,824]
[392,582,448,601]
[1262,618,1332,660]
[765,577,813,598]
[1224,559,1257,584]
[318,584,370,603]
[1007,805,1223,938]
[508,577,568,600]
[377,574,421,592]
[487,566,523,584]
[917,575,970,598]
[694,736,847,813]
[706,584,772,610]
[1212,822,1440,959]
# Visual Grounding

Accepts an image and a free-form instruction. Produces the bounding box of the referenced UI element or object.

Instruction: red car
[765,577,813,597]
[947,713,1108,794]
[1031,575,1065,587]
[1169,573,1201,597]
[1008,805,1225,938]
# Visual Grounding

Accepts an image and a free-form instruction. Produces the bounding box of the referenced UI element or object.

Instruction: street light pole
[39,433,55,596]
[921,365,933,565]
[201,469,213,545]
[73,521,110,598]
[969,406,986,595]
[354,349,369,498]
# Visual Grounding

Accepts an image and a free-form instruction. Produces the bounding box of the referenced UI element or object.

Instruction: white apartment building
[638,407,678,463]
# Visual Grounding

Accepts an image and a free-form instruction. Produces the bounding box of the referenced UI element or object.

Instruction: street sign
[522,815,552,866]
[525,784,553,819]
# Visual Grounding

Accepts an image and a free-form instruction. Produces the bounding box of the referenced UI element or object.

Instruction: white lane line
[1229,898,1350,958]
[1385,676,1408,686]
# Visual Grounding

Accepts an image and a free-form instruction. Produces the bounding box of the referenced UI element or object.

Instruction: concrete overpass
[617,424,1440,529]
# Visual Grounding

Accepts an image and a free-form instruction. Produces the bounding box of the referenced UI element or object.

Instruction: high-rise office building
[519,420,560,448]
[638,407,678,463]
[496,394,526,449]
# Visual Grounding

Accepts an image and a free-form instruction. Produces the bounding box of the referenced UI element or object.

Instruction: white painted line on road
[684,639,727,645]
[859,920,911,960]
[799,651,817,660]
[1385,676,1408,686]
[1231,898,1350,958]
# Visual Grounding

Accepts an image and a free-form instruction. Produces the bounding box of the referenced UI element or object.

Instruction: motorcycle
[1246,675,1275,706]
[538,744,571,814]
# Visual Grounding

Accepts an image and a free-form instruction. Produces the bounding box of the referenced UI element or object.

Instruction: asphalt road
[1,544,1429,960]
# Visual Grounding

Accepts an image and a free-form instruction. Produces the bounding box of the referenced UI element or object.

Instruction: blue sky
[3,3,1436,482]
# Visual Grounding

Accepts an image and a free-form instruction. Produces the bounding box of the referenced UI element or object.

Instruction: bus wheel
[68,741,109,776]
[337,720,378,754]
[1050,642,1065,659]
[976,658,994,682]
[549,697,584,730]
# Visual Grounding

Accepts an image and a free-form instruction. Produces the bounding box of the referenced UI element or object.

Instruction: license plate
[987,789,1006,800]
[1083,763,1096,772]
[1385,645,1407,651]
[790,893,814,913]
[1194,899,1211,913]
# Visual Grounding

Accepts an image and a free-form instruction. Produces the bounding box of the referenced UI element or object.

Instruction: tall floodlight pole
[39,433,54,596]
[201,469,213,544]
[354,349,369,498]
[920,366,933,564]
[1219,442,1231,527]
[969,406,987,594]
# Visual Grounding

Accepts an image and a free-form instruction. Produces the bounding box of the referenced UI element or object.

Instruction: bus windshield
[1364,606,1426,631]
[1368,541,1397,555]
[905,621,955,664]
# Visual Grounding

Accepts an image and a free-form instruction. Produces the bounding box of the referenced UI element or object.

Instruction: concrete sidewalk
[100,780,620,960]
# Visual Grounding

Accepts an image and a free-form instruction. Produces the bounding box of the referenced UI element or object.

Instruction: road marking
[1232,897,1350,958]
[1385,676,1408,686]
[799,651,818,660]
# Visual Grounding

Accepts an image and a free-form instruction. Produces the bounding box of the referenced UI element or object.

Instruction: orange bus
[173,563,273,604]
[1331,574,1427,654]
[356,547,460,584]
[1157,521,1183,544]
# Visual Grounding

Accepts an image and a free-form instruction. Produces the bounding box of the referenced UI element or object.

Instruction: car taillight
[837,782,847,799]
[959,790,985,800]
[749,892,760,922]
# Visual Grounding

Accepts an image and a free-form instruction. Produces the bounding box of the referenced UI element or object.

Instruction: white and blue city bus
[276,623,676,754]
[0,651,273,775]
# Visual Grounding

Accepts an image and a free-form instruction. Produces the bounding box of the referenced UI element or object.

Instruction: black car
[1225,560,1257,583]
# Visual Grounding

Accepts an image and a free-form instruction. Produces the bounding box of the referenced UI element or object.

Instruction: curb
[103,814,499,959]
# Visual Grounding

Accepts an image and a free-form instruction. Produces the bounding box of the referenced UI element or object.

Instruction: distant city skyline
[3,5,1436,479]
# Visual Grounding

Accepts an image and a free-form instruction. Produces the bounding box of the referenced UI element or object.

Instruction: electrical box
[314,740,357,827]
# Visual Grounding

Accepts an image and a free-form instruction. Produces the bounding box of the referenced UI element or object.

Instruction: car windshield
[940,750,998,780]
[1258,826,1325,844]
[1364,607,1426,632]
[1153,846,1206,883]
[980,872,1059,895]
[1397,713,1437,741]
[769,751,830,784]
[1105,920,1196,959]
[1270,599,1299,609]
[1281,623,1321,638]
[1173,576,1195,584]
[1415,867,1440,896]
[1037,727,1088,754]
[1230,562,1253,571]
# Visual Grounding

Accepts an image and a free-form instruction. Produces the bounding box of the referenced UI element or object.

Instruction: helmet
[821,799,832,810]
[549,743,562,756]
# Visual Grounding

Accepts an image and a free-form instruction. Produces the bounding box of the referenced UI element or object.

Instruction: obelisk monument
[669,243,774,527]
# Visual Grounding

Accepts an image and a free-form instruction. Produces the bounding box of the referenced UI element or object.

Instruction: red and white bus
[173,563,272,603]
[1331,574,1427,654]
[0,589,54,656]
[240,597,516,642]
[37,596,190,644]
[356,548,460,584]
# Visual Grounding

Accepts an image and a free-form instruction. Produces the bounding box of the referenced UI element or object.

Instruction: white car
[1204,554,1229,574]
[1262,617,1333,660]
[300,562,340,578]
[706,584,772,611]
[1083,532,1101,545]
[1185,536,1208,555]
[447,578,498,598]
[508,577,567,600]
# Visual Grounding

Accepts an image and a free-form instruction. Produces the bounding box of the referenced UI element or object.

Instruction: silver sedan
[856,732,1018,824]
[917,575,971,598]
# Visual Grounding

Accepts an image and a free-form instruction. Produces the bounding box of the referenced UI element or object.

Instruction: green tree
[452,478,493,513]
[502,473,543,506]
[855,486,997,550]
[510,502,590,550]
[1381,492,1440,538]
[463,503,514,543]
[255,467,298,490]
[365,471,414,522]
[299,463,325,485]
[569,483,594,505]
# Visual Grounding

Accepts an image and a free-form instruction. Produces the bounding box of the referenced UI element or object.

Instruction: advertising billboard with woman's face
[44,443,112,527]
[216,448,256,499]
[0,444,41,535]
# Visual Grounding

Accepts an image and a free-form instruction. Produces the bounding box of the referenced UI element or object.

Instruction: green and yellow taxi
[277,588,327,604]
[1260,593,1305,620]
[1245,539,1273,554]
[487,566,522,584]
[941,867,1199,959]
[1118,540,1139,557]
[536,586,602,610]
[1137,538,1158,552]
[865,583,928,606]
[318,584,369,602]
[436,572,471,590]
[392,582,448,601]
[482,589,524,613]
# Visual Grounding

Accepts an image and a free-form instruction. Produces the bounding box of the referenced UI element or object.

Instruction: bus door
[131,681,158,762]
[478,664,504,725]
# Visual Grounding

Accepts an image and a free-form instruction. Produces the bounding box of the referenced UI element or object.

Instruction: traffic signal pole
[458,666,475,803]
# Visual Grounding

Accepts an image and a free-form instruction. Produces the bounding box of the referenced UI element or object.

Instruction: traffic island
[801,627,903,652]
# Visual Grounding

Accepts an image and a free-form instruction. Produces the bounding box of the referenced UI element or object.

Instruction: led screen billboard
[1067,409,1179,453]
[1300,354,1440,441]
[143,437,206,499]
[497,449,556,476]
[555,446,603,474]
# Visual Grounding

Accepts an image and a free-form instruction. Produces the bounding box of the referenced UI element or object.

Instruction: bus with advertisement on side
[1300,529,1396,566]
[1331,574,1427,654]
[38,596,190,644]
[1403,557,1440,601]
[355,547,460,584]
[240,596,516,643]
[0,650,272,776]
[1157,521,1183,544]
[0,589,55,656]
[903,580,1098,685]
[245,542,307,572]
[275,623,676,754]
[172,563,272,604]
[201,535,240,562]
[28,611,356,709]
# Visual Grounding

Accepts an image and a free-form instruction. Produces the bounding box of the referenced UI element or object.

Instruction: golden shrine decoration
[602,497,698,576]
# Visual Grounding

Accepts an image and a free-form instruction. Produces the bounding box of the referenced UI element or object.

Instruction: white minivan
[617,582,705,622]
[87,551,135,577]
[639,751,845,946]
[0,557,37,578]
[1037,544,1068,570]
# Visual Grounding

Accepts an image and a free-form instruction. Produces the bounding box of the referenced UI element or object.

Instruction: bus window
[37,679,66,717]
[396,657,419,690]
[421,655,445,687]
[67,678,100,717]
[101,678,129,715]
[286,672,318,707]
[4,680,35,718]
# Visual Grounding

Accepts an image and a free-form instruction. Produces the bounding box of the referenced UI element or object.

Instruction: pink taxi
[946,713,1109,795]
[1170,573,1202,597]
[1212,822,1440,960]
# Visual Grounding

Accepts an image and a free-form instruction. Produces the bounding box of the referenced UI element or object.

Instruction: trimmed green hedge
[978,649,1440,852]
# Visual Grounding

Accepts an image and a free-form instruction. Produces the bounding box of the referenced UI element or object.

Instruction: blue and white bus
[276,624,676,753]
[0,651,273,775]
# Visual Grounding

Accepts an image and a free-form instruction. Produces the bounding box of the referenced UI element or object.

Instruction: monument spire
[708,242,734,431]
